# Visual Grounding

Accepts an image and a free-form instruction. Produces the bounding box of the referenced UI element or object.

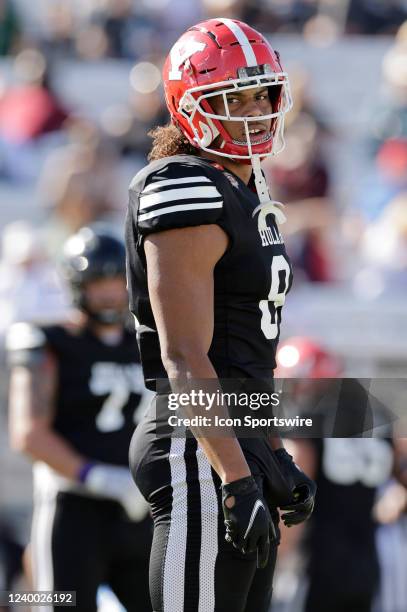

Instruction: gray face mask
[84,305,128,326]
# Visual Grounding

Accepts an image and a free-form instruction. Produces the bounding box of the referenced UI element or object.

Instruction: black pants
[304,535,378,612]
[130,430,279,612]
[31,492,153,612]
[0,521,23,590]
[305,583,373,612]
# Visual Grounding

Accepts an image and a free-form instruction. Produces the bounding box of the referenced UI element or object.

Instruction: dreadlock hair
[148,123,198,161]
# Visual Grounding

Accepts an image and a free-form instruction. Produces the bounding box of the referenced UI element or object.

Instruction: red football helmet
[163,18,292,162]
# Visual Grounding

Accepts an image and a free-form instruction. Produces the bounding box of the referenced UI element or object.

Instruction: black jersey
[305,436,393,598]
[125,155,293,391]
[303,388,394,597]
[7,322,148,466]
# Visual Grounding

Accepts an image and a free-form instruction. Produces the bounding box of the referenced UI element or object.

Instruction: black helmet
[62,225,127,325]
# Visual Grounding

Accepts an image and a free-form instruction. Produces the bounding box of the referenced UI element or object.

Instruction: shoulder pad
[129,156,224,236]
[6,323,47,352]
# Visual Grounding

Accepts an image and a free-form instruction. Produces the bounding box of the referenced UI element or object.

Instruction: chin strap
[251,155,286,228]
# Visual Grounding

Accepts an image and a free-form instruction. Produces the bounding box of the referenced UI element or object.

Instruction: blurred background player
[0,518,24,612]
[6,226,152,612]
[373,436,407,612]
[272,337,400,612]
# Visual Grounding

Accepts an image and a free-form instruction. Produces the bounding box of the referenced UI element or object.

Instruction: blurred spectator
[353,191,407,300]
[0,221,70,338]
[38,125,124,258]
[120,88,168,157]
[367,35,407,155]
[396,18,407,42]
[268,113,329,202]
[7,0,407,54]
[0,48,69,181]
[71,0,161,60]
[271,64,332,200]
[243,0,318,34]
[202,0,245,20]
[0,0,21,56]
[357,192,407,294]
[264,67,335,283]
[243,0,406,36]
[57,0,199,60]
[347,0,407,35]
[101,59,168,159]
[357,139,407,224]
[84,0,134,59]
[0,48,67,142]
[142,0,203,47]
[38,1,76,57]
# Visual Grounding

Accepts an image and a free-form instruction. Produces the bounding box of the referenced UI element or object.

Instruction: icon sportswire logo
[244,499,266,540]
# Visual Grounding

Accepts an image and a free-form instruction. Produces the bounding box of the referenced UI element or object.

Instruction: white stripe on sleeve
[138,201,223,222]
[139,185,222,210]
[142,176,212,194]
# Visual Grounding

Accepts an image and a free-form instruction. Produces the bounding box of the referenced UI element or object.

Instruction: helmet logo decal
[198,121,214,147]
[168,40,206,80]
[197,117,219,147]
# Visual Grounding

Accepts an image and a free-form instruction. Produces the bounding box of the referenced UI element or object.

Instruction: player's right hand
[221,475,275,569]
[79,462,149,521]
[273,448,316,527]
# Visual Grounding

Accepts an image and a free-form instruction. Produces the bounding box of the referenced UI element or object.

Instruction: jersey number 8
[259,255,291,340]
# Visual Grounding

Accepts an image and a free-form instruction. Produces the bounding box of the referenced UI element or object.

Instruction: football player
[275,337,395,612]
[7,227,152,612]
[126,18,316,612]
[0,519,24,612]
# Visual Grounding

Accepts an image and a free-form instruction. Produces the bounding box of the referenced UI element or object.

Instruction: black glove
[222,475,276,569]
[273,448,317,527]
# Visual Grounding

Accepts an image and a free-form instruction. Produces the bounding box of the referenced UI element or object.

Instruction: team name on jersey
[259,225,284,247]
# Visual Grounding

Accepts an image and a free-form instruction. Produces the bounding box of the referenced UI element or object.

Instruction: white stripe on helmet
[217,18,257,67]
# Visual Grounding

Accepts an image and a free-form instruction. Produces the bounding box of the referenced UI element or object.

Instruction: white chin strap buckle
[251,155,286,227]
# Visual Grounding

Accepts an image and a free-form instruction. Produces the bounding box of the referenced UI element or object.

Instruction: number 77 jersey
[126,154,293,390]
[6,322,149,465]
